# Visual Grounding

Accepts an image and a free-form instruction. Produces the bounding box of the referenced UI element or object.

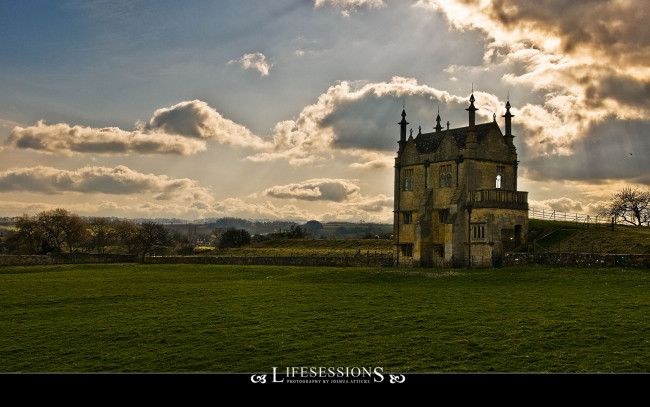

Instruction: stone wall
[504,252,650,268]
[0,253,136,266]
[1,253,392,267]
[0,255,54,266]
[145,255,394,267]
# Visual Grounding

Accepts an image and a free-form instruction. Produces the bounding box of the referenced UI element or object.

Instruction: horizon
[1,1,649,223]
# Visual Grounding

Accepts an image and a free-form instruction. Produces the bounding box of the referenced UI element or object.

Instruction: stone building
[393,93,528,267]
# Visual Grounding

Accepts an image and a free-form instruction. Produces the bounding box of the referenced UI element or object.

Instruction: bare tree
[603,187,650,226]
[135,221,172,261]
[36,208,89,252]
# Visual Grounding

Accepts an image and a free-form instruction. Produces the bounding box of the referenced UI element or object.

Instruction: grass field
[529,219,650,254]
[1,263,649,373]
[203,238,393,257]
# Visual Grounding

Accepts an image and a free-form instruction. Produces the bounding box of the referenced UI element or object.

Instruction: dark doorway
[514,225,522,247]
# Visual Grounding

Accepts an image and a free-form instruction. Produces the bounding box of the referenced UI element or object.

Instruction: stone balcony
[467,189,528,210]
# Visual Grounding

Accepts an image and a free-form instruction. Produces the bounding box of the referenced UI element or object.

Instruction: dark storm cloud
[521,117,650,185]
[485,0,650,65]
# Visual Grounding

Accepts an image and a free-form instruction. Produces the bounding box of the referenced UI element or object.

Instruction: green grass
[1,263,649,373]
[201,238,393,257]
[529,219,650,254]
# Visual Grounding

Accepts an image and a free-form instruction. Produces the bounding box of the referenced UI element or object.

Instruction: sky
[1,0,649,223]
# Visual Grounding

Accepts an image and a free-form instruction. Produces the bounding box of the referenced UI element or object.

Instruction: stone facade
[394,95,529,267]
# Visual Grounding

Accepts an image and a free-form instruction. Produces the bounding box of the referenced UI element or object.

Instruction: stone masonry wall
[0,253,393,268]
[0,253,137,266]
[145,255,394,267]
[504,252,650,268]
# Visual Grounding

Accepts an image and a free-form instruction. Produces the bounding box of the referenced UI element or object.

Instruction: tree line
[0,209,328,256]
[2,208,174,260]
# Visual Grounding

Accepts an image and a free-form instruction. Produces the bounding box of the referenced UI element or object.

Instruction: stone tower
[393,93,528,267]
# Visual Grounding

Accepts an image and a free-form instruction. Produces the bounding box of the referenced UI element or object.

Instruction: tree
[303,220,323,237]
[217,228,251,248]
[134,222,173,261]
[113,220,140,254]
[88,217,116,254]
[11,214,44,254]
[603,187,650,226]
[36,208,89,253]
[60,212,89,252]
[286,225,305,239]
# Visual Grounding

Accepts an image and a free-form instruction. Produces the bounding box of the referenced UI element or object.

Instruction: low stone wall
[0,253,137,267]
[1,253,392,267]
[0,255,54,266]
[145,255,394,267]
[504,252,650,268]
[50,253,137,264]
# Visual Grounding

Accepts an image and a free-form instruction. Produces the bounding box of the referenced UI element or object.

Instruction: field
[1,263,649,373]
[206,238,392,257]
[529,219,650,254]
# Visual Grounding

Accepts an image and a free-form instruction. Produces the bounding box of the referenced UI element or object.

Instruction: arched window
[447,173,452,188]
[440,174,445,188]
[496,174,502,189]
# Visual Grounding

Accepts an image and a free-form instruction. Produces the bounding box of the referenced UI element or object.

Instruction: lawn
[201,238,393,257]
[1,263,649,372]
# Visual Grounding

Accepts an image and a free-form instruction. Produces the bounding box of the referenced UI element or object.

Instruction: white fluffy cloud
[0,165,213,202]
[314,0,385,16]
[6,120,207,156]
[6,100,271,156]
[264,178,361,202]
[228,53,273,77]
[5,78,490,170]
[246,76,474,167]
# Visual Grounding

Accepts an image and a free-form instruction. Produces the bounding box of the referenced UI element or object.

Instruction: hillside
[525,219,650,254]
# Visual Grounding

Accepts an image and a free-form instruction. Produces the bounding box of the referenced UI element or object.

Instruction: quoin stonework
[394,93,528,267]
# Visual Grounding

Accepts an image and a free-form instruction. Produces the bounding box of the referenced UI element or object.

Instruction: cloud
[228,53,273,77]
[6,120,207,156]
[211,198,313,221]
[6,100,271,156]
[264,178,361,202]
[415,0,650,162]
[4,79,508,168]
[319,194,393,223]
[247,76,473,167]
[521,117,650,186]
[314,0,385,16]
[140,100,271,149]
[0,165,213,202]
[262,178,393,222]
[528,197,609,217]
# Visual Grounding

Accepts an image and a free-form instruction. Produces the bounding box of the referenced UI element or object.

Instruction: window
[439,164,452,188]
[403,211,413,224]
[403,169,414,191]
[401,244,413,257]
[472,224,486,240]
[496,166,504,189]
